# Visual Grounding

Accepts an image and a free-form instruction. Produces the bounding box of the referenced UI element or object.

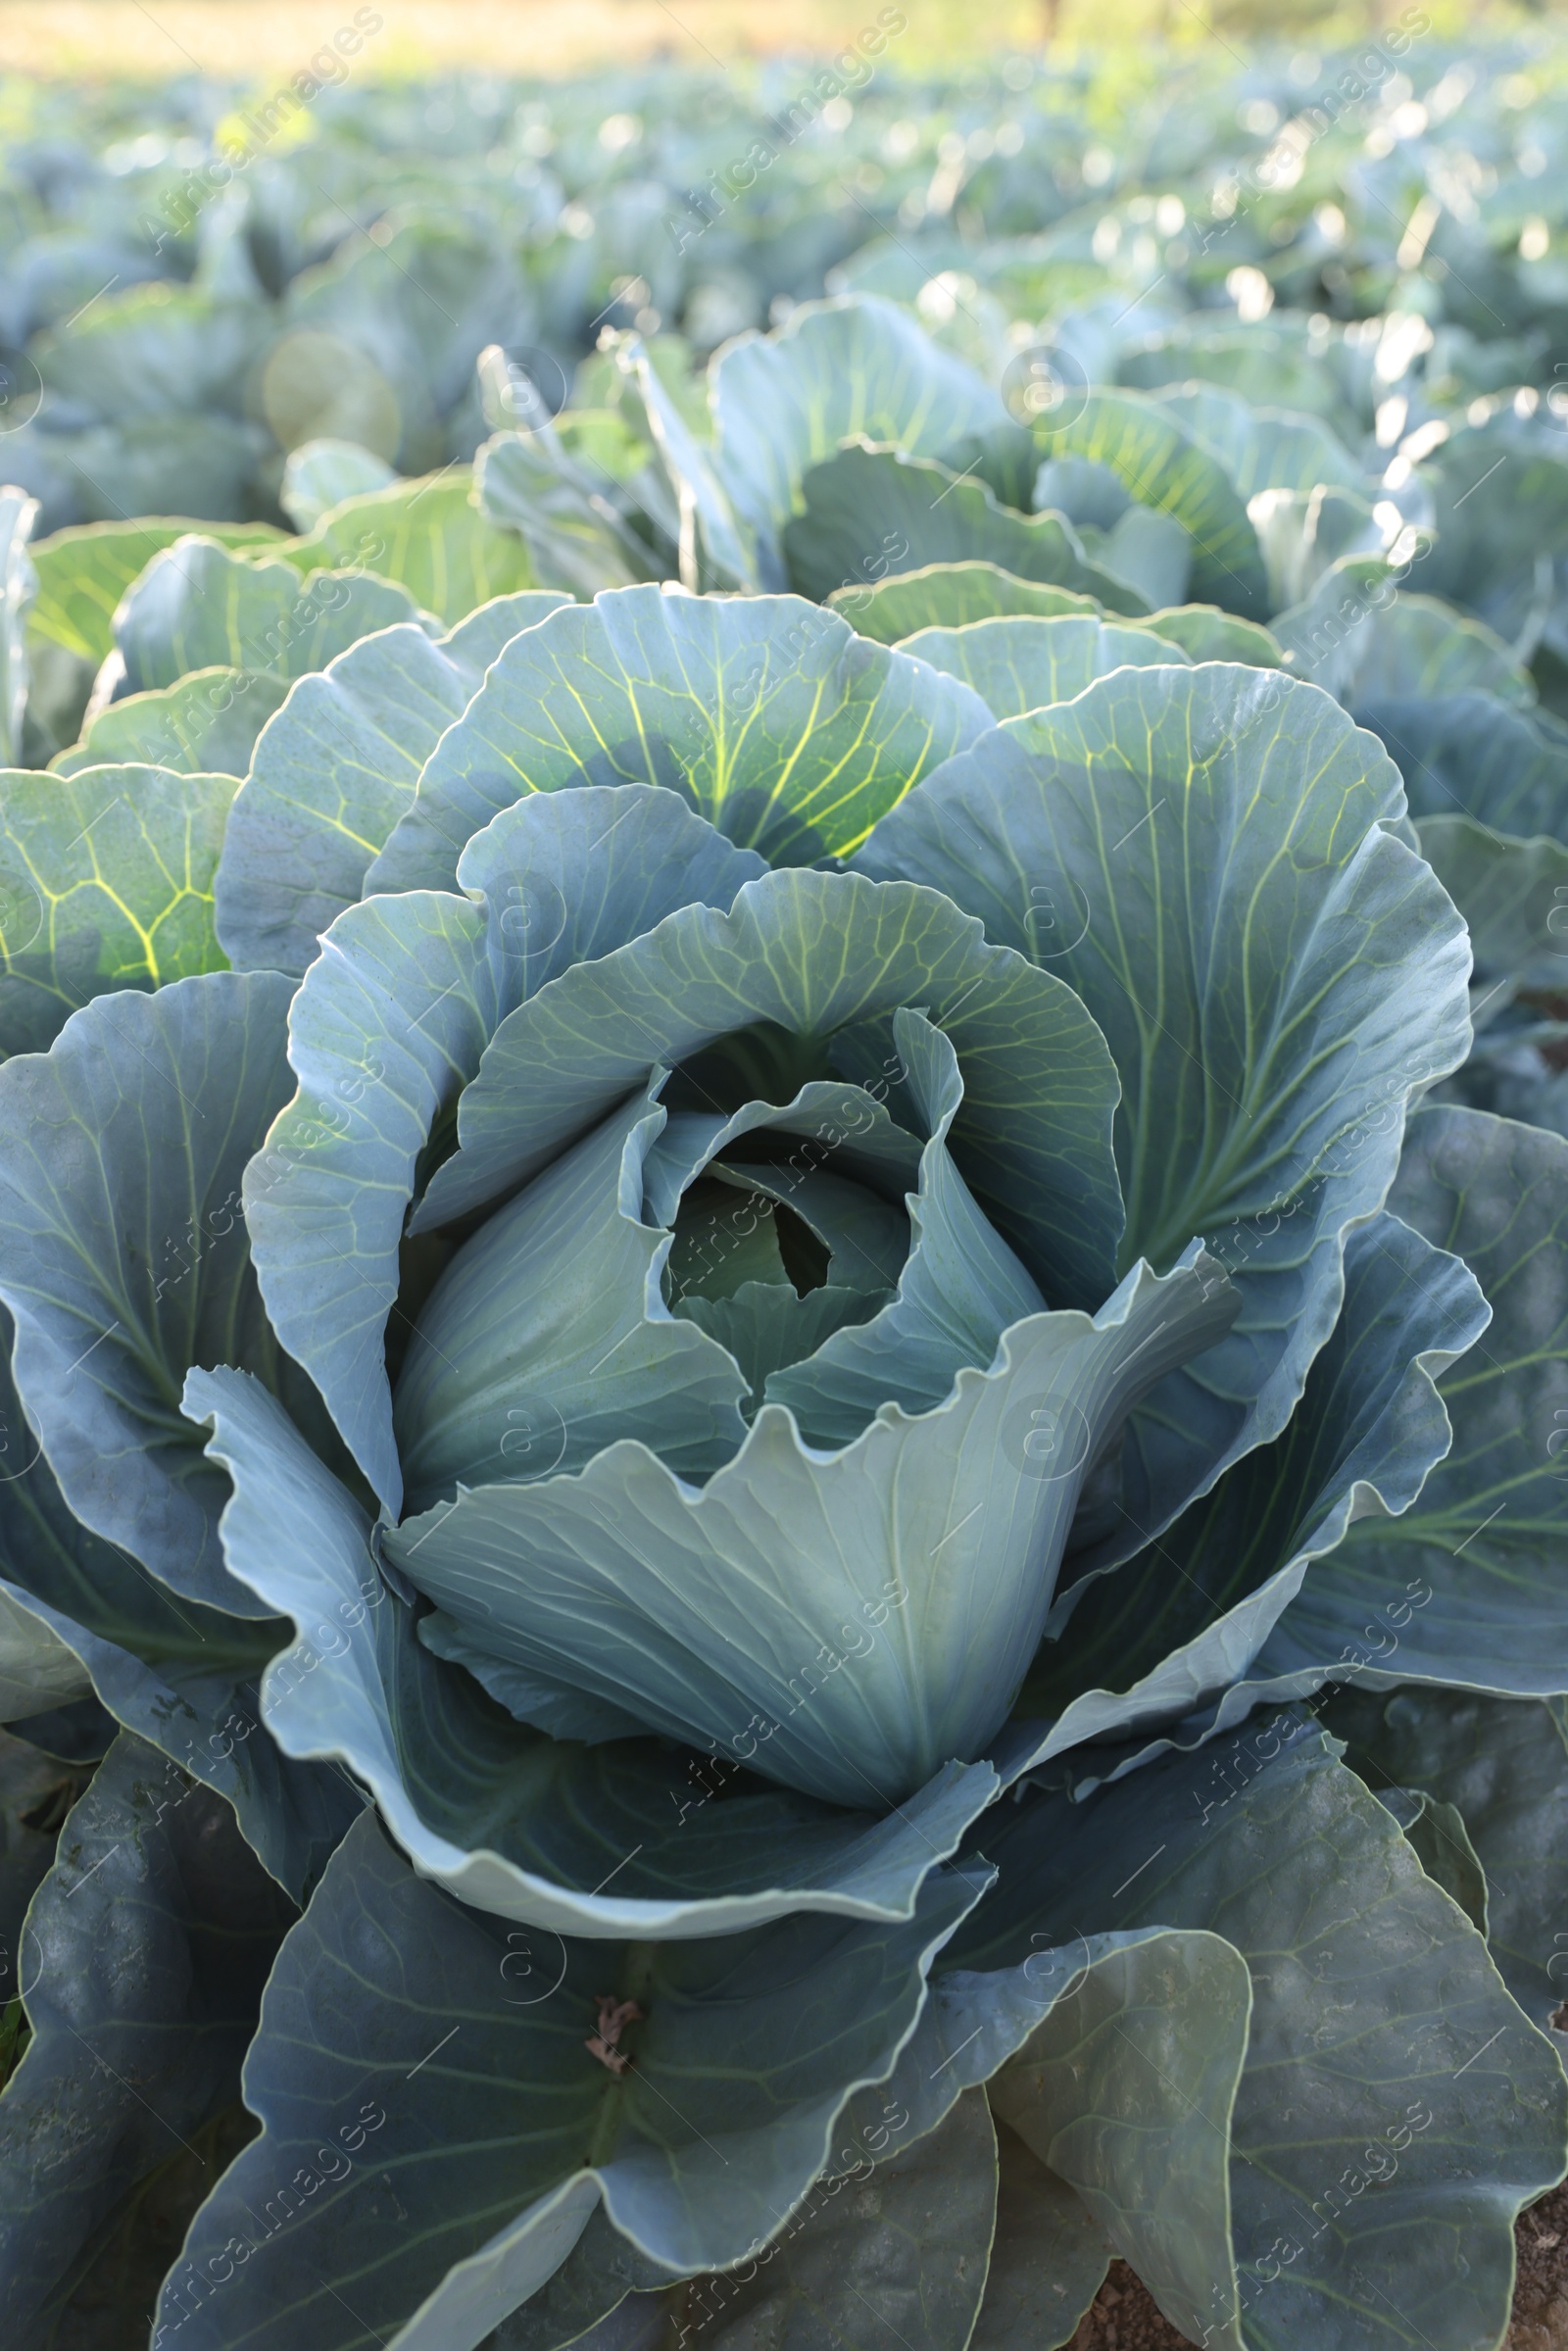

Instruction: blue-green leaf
[281,470,544,626]
[386,1249,1233,1809]
[0,971,319,1609]
[216,592,570,978]
[1138,606,1283,664]
[827,563,1106,643]
[1341,595,1536,710]
[763,1009,1046,1445]
[1325,1684,1568,2037]
[1415,816,1568,993]
[0,763,235,1059]
[1033,390,1268,617]
[153,1806,985,2349]
[0,1732,295,2351]
[783,446,1153,614]
[109,538,433,696]
[951,1724,1568,2351]
[855,664,1471,1552]
[246,788,766,1510]
[26,518,287,670]
[186,1359,1000,1938]
[895,613,1189,719]
[673,2091,1001,2351]
[279,438,399,533]
[52,668,290,781]
[367,586,992,895]
[970,2126,1111,2351]
[1359,692,1568,839]
[1248,485,1389,622]
[1256,1104,1568,1701]
[836,1913,1247,2351]
[0,1583,92,1724]
[1150,386,1363,501]
[0,1314,357,1900]
[394,1081,749,1507]
[989,1932,1252,2350]
[616,334,749,591]
[476,429,666,599]
[1013,1209,1488,1774]
[410,868,1123,1323]
[1410,417,1568,642]
[710,295,1006,588]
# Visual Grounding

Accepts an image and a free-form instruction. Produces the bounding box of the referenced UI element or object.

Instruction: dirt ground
[1066,2183,1568,2351]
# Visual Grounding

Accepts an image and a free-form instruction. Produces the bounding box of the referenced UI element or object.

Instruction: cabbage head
[0,581,1564,2351]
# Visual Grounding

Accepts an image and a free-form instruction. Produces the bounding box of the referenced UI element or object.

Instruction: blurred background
[4,0,1568,759]
[0,0,1550,77]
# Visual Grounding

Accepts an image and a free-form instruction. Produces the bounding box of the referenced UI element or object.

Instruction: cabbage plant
[0,551,1564,2351]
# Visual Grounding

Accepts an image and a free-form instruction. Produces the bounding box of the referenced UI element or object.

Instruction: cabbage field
[4,23,1568,2351]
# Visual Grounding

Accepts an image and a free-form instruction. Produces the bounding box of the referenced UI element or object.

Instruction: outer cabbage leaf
[1268,554,1397,687]
[476,430,666,599]
[0,1732,295,2351]
[151,1805,986,2351]
[782,446,1152,615]
[278,439,398,532]
[0,763,235,1058]
[216,591,570,977]
[854,664,1471,1553]
[25,519,288,670]
[616,334,750,593]
[367,586,992,895]
[1415,816,1568,994]
[826,563,1106,642]
[52,669,291,781]
[1132,605,1283,664]
[1325,1683,1568,2036]
[950,1724,1568,2351]
[1250,487,1390,619]
[1410,417,1568,644]
[1150,385,1363,500]
[1338,595,1536,709]
[1358,692,1568,839]
[1010,1210,1487,1772]
[0,971,326,1609]
[108,538,433,697]
[988,1932,1253,2351]
[0,1582,92,1724]
[1118,326,1358,427]
[895,613,1189,719]
[480,2207,674,2351]
[655,2091,1001,2351]
[969,2126,1112,2351]
[709,295,1006,587]
[0,1318,356,1900]
[1254,1105,1568,1700]
[281,471,540,624]
[1032,389,1269,617]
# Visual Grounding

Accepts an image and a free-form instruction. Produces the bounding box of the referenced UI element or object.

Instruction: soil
[1065,2182,1568,2351]
[1512,2181,1568,2351]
